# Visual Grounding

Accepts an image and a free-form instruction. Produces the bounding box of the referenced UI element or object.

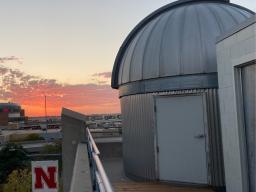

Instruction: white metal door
[156,95,208,184]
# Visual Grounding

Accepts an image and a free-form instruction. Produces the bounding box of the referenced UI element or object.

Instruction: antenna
[45,95,47,119]
[44,95,48,138]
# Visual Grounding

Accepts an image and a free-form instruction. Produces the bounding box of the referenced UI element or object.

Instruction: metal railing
[86,128,114,192]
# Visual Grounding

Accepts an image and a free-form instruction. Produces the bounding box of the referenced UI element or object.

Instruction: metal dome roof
[111,0,254,89]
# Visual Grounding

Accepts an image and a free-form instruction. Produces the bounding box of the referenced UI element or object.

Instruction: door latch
[194,134,206,139]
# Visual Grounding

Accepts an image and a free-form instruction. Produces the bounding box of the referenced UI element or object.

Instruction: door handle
[194,134,205,139]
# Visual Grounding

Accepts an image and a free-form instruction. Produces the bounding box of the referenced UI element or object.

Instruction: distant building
[0,103,27,126]
[86,113,122,129]
[87,113,121,121]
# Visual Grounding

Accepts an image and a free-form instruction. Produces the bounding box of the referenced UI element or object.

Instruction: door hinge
[154,106,157,112]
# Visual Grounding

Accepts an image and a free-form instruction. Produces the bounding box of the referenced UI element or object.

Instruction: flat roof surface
[113,181,215,192]
[102,155,215,192]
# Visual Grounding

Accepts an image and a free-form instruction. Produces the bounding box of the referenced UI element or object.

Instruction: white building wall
[217,17,256,192]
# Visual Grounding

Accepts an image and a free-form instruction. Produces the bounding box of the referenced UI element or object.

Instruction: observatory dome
[111,0,254,89]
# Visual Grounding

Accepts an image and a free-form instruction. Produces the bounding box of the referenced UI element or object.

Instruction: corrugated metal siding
[120,88,225,186]
[205,89,225,187]
[116,2,252,86]
[121,94,156,180]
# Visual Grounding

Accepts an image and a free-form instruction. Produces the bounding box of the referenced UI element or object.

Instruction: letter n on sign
[32,161,58,192]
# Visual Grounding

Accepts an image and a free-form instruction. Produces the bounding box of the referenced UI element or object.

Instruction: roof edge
[111,0,254,89]
[118,73,218,97]
[0,102,21,107]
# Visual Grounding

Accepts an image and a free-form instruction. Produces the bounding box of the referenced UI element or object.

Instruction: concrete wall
[61,108,87,192]
[70,143,92,192]
[217,16,256,192]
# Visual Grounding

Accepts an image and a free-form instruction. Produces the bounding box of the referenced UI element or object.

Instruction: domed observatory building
[111,0,254,188]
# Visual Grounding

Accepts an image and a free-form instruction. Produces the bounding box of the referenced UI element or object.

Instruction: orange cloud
[0,65,120,116]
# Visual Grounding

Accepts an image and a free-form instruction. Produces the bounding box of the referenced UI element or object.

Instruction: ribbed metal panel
[121,94,156,180]
[205,89,225,187]
[120,88,225,187]
[111,0,254,88]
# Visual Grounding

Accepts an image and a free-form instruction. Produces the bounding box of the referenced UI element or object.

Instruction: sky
[0,0,255,116]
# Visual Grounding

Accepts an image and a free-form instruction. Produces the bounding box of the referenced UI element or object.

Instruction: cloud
[0,66,8,75]
[0,56,22,64]
[92,72,112,79]
[0,65,119,116]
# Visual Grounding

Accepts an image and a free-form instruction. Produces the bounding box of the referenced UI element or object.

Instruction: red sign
[3,108,9,113]
[32,161,58,192]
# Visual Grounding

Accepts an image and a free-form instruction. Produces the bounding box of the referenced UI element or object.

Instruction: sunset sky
[0,0,255,116]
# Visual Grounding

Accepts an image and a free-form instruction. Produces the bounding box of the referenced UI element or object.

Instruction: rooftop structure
[217,15,256,192]
[112,0,253,94]
[111,0,254,190]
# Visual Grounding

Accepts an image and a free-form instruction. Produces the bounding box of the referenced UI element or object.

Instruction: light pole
[44,95,48,142]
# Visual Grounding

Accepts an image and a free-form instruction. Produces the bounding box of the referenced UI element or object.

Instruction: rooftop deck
[113,181,214,192]
[62,109,217,192]
[95,135,218,192]
[102,157,215,192]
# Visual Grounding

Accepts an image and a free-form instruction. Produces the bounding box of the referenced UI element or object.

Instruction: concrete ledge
[70,143,92,192]
[62,108,88,122]
[61,109,87,192]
